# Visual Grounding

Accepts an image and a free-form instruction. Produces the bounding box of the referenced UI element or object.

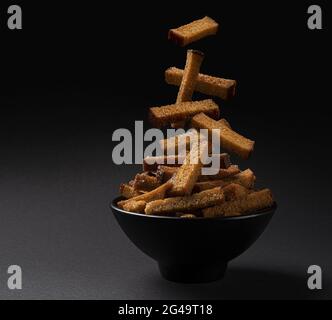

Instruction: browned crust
[168,30,186,47]
[168,16,219,47]
[145,187,225,215]
[149,99,220,128]
[191,113,255,159]
[202,189,274,218]
[165,67,237,100]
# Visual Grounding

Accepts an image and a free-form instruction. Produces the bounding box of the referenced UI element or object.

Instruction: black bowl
[110,197,277,283]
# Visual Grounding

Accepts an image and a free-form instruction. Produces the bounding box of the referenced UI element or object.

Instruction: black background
[0,1,331,299]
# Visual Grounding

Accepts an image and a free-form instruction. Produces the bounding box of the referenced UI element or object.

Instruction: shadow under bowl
[110,197,277,283]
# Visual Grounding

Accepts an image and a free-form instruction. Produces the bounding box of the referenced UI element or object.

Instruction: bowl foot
[158,261,228,283]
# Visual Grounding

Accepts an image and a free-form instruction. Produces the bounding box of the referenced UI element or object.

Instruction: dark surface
[0,1,331,299]
[112,198,276,283]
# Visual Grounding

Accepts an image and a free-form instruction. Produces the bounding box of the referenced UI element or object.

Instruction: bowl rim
[110,196,277,221]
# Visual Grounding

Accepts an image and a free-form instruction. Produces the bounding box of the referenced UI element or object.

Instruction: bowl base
[158,261,228,283]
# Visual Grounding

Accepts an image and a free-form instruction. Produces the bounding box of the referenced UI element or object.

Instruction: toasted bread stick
[120,183,143,199]
[191,113,255,159]
[145,187,225,215]
[122,200,147,213]
[168,139,208,196]
[198,165,240,182]
[132,173,161,192]
[171,50,205,128]
[199,167,251,183]
[168,16,219,47]
[149,99,220,128]
[218,118,231,128]
[203,189,274,218]
[118,181,173,209]
[165,67,237,100]
[194,168,256,191]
